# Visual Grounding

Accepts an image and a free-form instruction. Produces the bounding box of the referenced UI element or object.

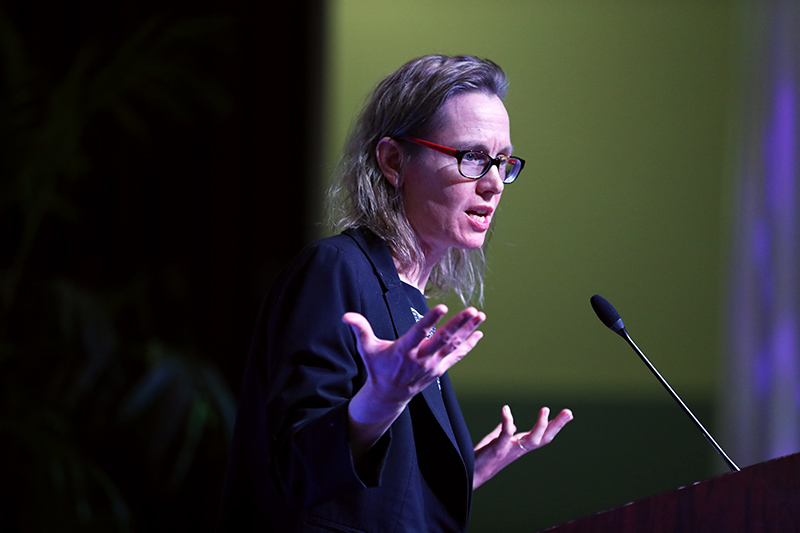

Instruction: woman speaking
[218,54,573,532]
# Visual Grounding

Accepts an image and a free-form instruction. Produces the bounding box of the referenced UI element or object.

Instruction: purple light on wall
[765,80,797,217]
[760,3,799,459]
[725,0,800,467]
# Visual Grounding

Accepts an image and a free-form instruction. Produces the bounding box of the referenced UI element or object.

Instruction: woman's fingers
[382,305,486,368]
[528,406,551,445]
[423,307,486,358]
[541,409,574,444]
[518,407,574,451]
[502,405,517,439]
[343,306,486,397]
[392,304,449,354]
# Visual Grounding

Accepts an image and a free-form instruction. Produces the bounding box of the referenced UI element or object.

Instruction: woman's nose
[477,165,504,196]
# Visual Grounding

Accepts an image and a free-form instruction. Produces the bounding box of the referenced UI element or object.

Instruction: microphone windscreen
[590,294,622,328]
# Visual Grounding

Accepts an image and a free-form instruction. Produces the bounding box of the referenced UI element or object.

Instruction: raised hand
[473,405,573,489]
[344,304,486,458]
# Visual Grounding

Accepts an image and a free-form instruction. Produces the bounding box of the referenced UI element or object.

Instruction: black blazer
[217,227,475,532]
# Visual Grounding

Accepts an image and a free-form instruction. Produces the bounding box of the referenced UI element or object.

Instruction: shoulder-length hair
[328,55,509,305]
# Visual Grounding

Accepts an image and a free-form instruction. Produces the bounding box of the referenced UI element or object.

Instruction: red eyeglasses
[399,137,525,184]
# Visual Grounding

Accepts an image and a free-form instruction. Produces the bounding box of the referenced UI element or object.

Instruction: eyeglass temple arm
[400,137,458,157]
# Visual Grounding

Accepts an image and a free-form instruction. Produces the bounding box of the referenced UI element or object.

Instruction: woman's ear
[376,137,403,188]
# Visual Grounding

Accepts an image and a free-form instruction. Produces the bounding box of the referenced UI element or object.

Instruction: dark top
[217,227,474,532]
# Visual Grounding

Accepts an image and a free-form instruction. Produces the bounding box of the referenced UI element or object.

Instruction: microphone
[590,294,740,472]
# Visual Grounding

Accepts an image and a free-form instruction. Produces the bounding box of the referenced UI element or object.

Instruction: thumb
[342,312,376,351]
[502,405,517,437]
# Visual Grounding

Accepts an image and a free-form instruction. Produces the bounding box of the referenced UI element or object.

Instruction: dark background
[0,1,324,530]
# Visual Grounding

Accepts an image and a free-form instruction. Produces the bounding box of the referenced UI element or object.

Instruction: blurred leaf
[121,341,236,489]
[168,397,210,492]
[55,280,118,408]
[200,363,237,441]
[120,346,179,419]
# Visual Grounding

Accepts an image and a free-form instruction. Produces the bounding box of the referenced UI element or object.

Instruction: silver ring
[517,441,527,452]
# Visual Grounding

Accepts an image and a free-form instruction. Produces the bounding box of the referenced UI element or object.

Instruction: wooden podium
[540,453,800,532]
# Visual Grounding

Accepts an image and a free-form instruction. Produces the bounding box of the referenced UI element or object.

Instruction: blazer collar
[342,227,401,291]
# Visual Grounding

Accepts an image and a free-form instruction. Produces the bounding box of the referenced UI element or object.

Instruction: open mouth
[466,208,490,225]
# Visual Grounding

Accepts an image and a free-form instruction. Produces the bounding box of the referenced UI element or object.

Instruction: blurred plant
[120,339,236,494]
[0,8,236,531]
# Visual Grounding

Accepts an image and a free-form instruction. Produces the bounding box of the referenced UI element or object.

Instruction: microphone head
[590,294,626,335]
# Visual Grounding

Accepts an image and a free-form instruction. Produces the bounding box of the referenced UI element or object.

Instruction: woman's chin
[457,235,487,251]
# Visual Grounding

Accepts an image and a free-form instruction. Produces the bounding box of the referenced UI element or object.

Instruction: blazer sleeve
[247,237,390,508]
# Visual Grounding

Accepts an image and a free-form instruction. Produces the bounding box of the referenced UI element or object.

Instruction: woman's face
[401,91,512,262]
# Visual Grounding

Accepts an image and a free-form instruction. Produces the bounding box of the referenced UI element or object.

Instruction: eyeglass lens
[459,152,521,183]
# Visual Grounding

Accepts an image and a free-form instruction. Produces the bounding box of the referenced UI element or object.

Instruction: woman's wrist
[348,383,407,458]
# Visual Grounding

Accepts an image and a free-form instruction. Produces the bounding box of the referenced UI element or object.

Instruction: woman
[218,55,573,532]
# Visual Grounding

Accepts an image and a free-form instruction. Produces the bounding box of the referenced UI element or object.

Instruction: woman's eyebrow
[461,140,515,154]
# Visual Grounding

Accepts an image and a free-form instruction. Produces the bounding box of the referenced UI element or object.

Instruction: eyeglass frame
[397,136,525,184]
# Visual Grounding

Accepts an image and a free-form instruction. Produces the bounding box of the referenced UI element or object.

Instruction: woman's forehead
[435,92,511,147]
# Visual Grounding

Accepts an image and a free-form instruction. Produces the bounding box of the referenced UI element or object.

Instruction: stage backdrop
[317,1,741,531]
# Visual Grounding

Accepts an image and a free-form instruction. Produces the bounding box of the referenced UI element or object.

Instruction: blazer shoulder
[289,227,399,289]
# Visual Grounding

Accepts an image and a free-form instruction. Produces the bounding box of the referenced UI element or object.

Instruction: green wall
[321,1,737,529]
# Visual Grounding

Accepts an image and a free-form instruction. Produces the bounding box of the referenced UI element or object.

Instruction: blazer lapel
[344,228,462,453]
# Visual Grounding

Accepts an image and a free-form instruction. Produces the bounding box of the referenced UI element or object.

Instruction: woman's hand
[344,304,485,458]
[473,405,573,489]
